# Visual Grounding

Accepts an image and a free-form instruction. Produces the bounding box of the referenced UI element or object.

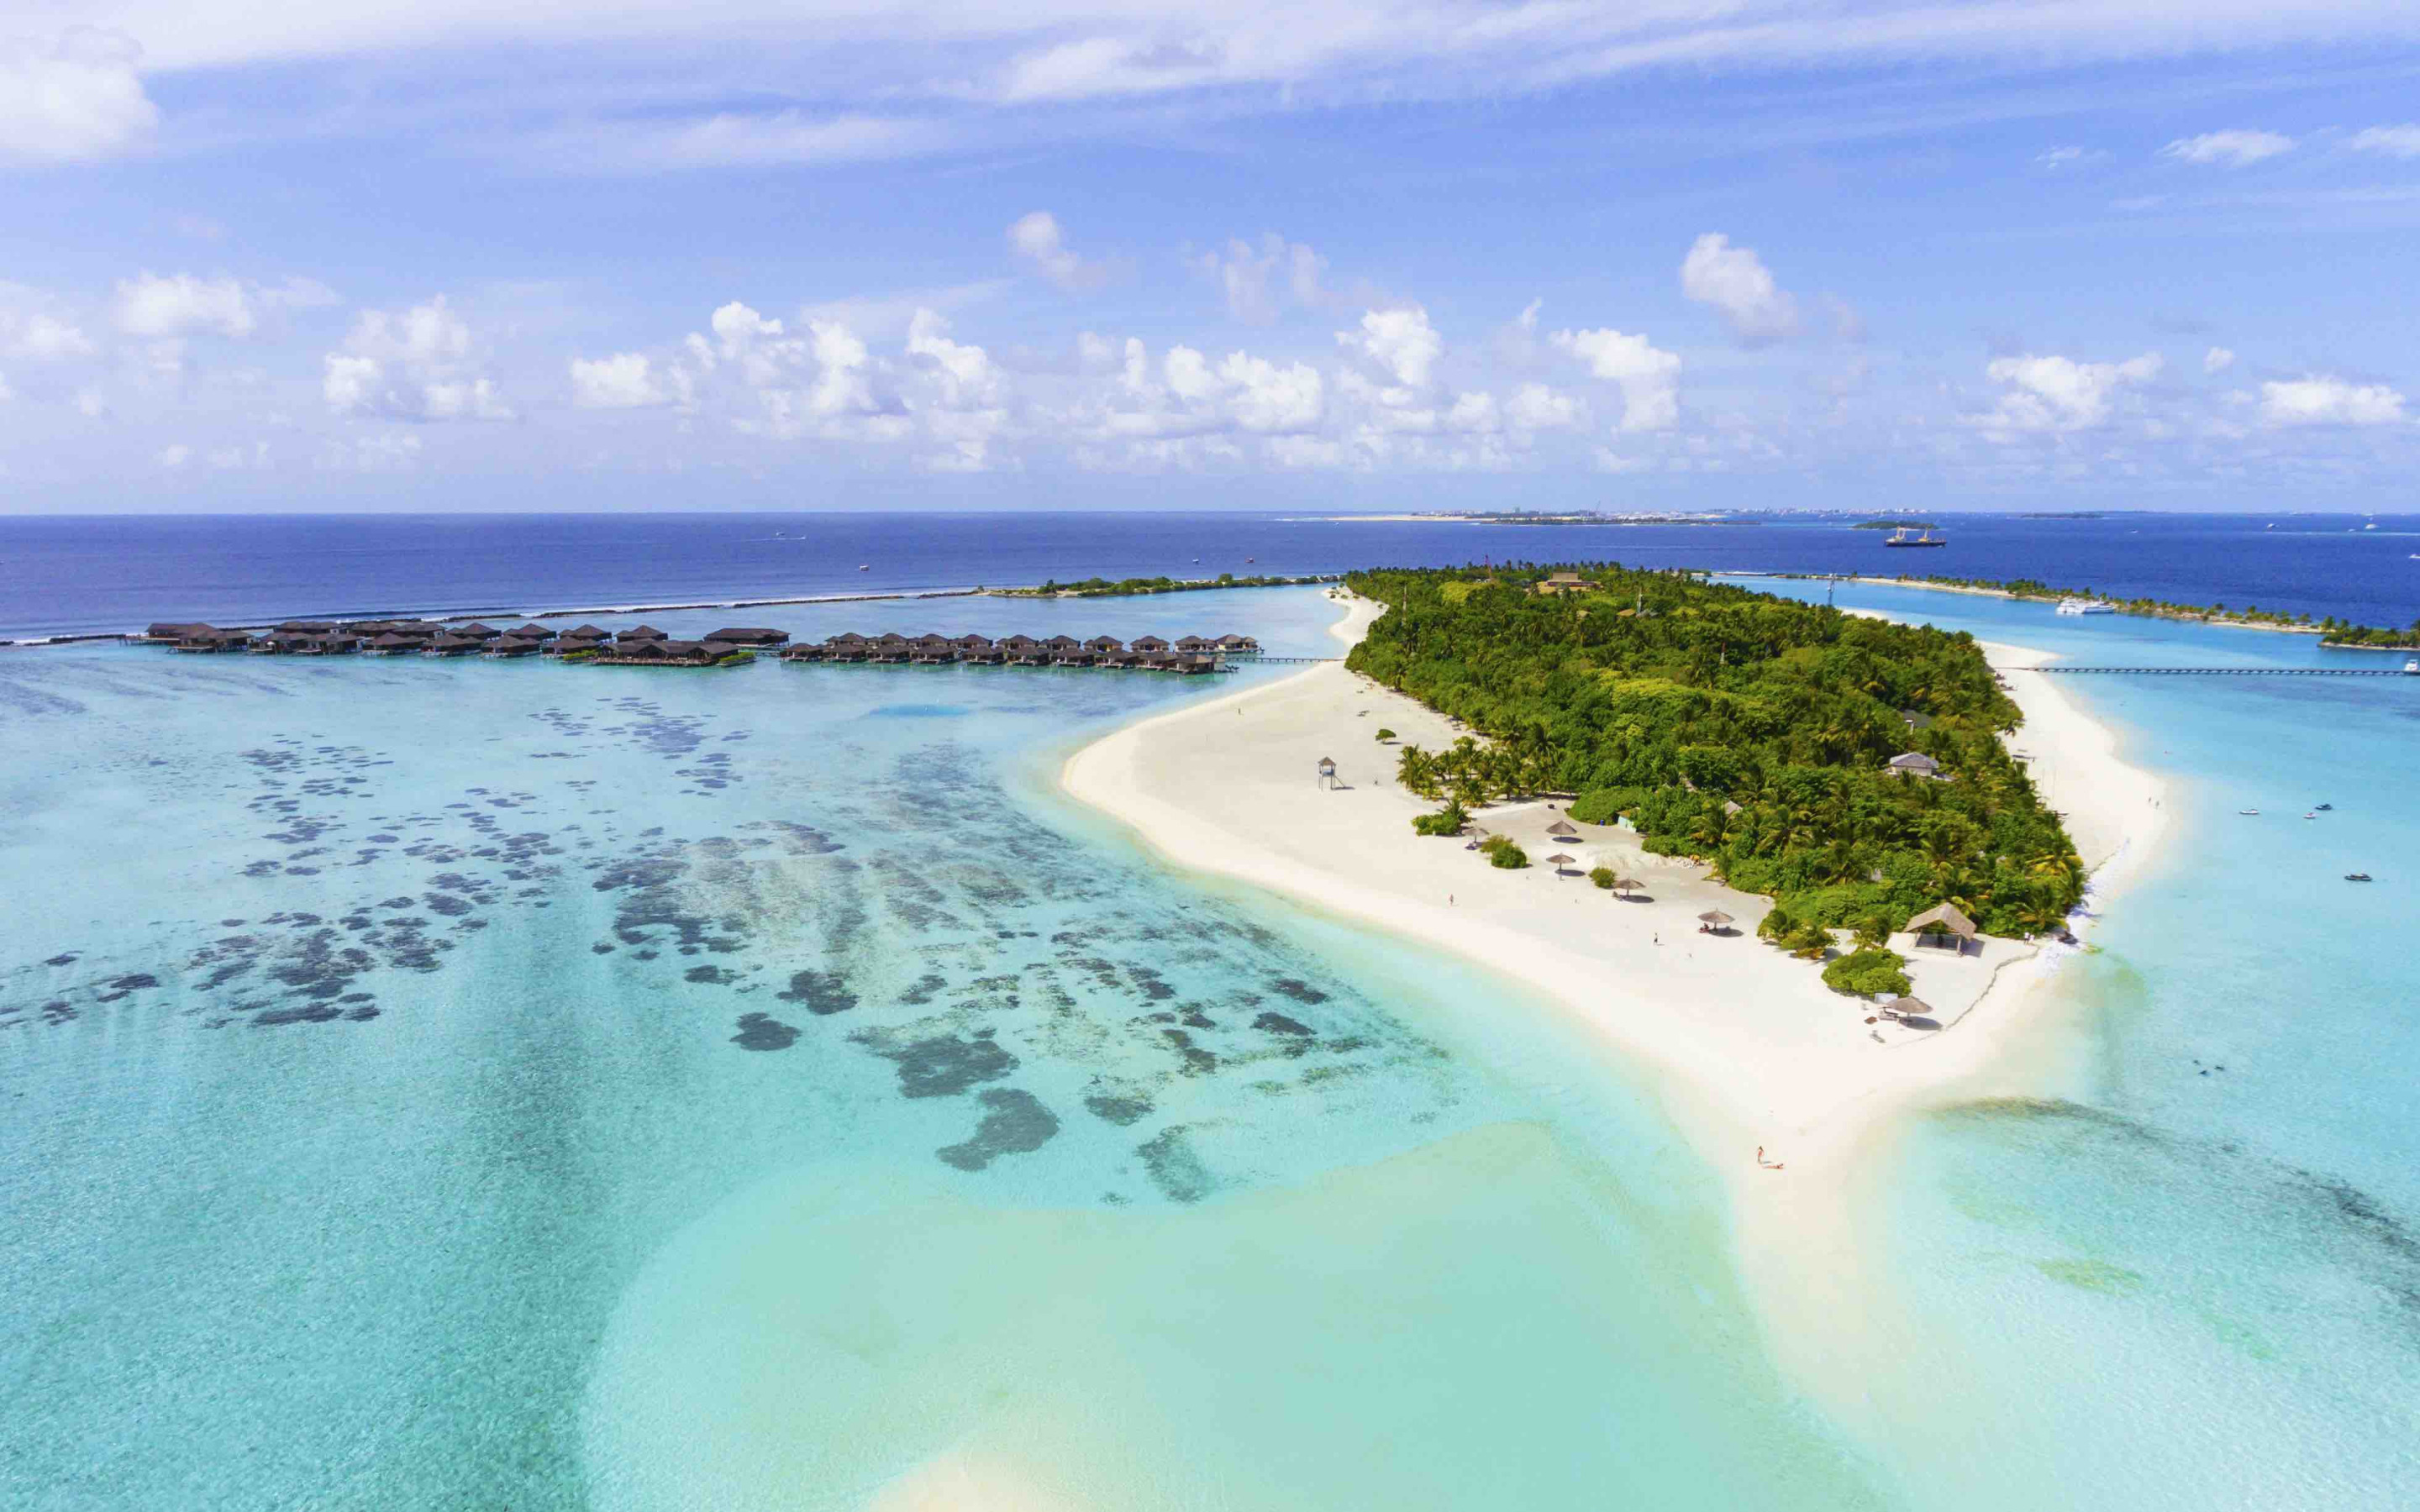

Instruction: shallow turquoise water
[8,581,2416,1508]
[1749,580,2420,1509]
[0,589,1888,1509]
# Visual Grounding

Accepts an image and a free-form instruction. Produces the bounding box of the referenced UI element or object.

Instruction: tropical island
[1344,564,2083,941]
[988,572,1339,598]
[1803,572,2419,647]
[1851,520,1939,530]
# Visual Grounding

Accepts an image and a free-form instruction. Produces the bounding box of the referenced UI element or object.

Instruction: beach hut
[707,627,790,647]
[619,624,670,643]
[1905,903,1980,954]
[1316,756,1337,789]
[1697,910,1737,935]
[1886,752,1943,779]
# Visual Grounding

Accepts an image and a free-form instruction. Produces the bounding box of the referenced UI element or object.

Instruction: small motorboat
[2304,811,2317,819]
[2344,873,2373,883]
[857,564,870,572]
[2316,803,2333,811]
[2238,808,2260,816]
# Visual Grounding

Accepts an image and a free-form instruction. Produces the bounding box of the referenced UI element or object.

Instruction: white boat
[2305,811,2318,820]
[2406,659,2419,676]
[2055,598,2113,616]
[2239,808,2260,816]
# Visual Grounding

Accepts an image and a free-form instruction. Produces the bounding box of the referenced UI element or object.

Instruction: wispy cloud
[2159,129,2294,166]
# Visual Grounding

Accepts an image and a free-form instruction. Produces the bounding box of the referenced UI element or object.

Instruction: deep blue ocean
[3,511,2416,642]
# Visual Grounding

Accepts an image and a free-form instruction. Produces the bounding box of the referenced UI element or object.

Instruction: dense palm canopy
[1346,563,2084,936]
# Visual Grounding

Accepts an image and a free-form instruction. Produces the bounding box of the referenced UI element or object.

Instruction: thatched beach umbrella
[1697,910,1736,935]
[1612,876,1639,897]
[1546,819,1581,838]
[1881,995,1933,1020]
[1546,853,1577,874]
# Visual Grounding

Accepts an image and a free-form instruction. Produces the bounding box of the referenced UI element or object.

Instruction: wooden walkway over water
[2028,665,2417,677]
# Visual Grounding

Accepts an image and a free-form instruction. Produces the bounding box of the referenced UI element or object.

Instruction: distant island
[986,572,1338,599]
[1322,510,1729,526]
[1852,520,1939,530]
[1801,573,2420,648]
[1344,563,2083,944]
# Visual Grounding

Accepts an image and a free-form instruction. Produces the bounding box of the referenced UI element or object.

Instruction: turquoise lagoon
[4,580,2417,1509]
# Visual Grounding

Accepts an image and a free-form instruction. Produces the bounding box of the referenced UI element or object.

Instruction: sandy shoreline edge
[1060,590,2168,1407]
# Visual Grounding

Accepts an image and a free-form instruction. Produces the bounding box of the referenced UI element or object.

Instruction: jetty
[136,617,1262,674]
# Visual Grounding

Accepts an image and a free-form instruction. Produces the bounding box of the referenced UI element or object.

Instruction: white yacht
[2055,597,2113,616]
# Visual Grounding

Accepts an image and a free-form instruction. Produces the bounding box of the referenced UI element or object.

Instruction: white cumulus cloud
[2159,129,2293,167]
[2256,376,2406,427]
[1340,306,1442,390]
[323,295,513,422]
[570,352,668,408]
[1194,234,1330,324]
[114,272,255,339]
[1549,326,1681,432]
[2347,124,2420,159]
[1006,212,1113,291]
[1977,352,2162,432]
[0,29,157,162]
[2202,346,2235,374]
[1681,233,1797,345]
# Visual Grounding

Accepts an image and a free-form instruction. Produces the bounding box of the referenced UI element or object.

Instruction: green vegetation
[1588,865,1618,890]
[1822,948,1913,998]
[1349,562,2082,936]
[1833,571,2417,646]
[1755,902,1833,959]
[1481,835,1529,869]
[1411,802,1468,837]
[992,572,1336,598]
[1375,727,1397,742]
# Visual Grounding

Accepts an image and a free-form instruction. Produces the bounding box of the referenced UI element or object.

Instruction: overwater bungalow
[999,634,1042,654]
[423,633,484,656]
[484,637,542,658]
[557,623,612,644]
[170,626,251,652]
[778,643,825,663]
[1102,647,1149,669]
[294,632,360,655]
[1217,634,1260,653]
[593,638,737,666]
[449,622,506,642]
[618,624,670,643]
[1130,634,1171,654]
[247,631,309,654]
[1175,635,1218,654]
[1042,634,1081,654]
[955,633,997,653]
[146,621,209,643]
[707,627,790,647]
[1007,643,1053,666]
[1084,635,1123,654]
[504,622,557,643]
[820,633,871,661]
[276,620,340,635]
[1054,645,1098,666]
[366,632,424,654]
[912,634,958,664]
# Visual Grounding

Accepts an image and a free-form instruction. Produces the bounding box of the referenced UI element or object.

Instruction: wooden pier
[2028,665,2417,677]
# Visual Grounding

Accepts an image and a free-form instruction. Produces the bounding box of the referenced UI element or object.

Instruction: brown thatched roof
[1545,820,1580,836]
[1697,910,1735,925]
[1884,996,1934,1016]
[620,624,669,641]
[1905,903,1979,939]
[561,624,611,640]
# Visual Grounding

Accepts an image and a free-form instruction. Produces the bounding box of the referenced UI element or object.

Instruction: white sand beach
[1061,592,2168,1396]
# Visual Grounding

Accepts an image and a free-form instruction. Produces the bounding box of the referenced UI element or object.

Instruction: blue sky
[3,3,2418,512]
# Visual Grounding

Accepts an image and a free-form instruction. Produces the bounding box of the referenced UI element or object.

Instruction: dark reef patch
[776,969,858,1016]
[1253,1011,1313,1037]
[855,1027,1018,1099]
[1137,1126,1213,1203]
[1084,1091,1154,1127]
[1268,978,1329,1005]
[685,964,739,985]
[936,1089,1060,1171]
[730,1012,801,1051]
